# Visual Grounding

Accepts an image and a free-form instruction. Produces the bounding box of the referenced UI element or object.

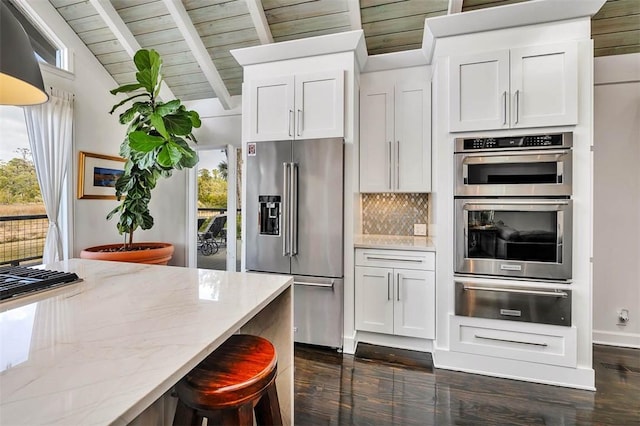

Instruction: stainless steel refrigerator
[246,137,344,348]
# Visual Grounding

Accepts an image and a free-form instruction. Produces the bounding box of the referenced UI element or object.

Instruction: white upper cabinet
[247,70,344,142]
[360,77,431,192]
[449,42,577,132]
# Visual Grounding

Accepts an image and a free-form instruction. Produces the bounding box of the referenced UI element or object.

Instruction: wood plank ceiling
[47,0,636,105]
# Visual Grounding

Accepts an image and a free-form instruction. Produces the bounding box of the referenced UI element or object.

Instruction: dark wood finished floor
[294,344,640,425]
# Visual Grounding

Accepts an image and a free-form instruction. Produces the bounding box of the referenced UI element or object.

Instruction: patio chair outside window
[197,214,226,256]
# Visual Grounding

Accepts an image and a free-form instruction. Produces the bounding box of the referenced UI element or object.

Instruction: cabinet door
[510,42,578,128]
[359,84,394,192]
[450,50,510,132]
[393,269,435,339]
[295,70,344,139]
[355,266,394,334]
[395,81,431,192]
[247,75,295,142]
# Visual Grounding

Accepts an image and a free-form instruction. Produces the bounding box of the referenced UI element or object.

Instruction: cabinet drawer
[355,249,434,270]
[450,315,576,367]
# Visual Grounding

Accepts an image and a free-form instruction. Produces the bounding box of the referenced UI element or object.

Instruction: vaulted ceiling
[47,0,638,107]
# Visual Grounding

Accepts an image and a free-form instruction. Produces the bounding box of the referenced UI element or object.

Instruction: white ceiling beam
[162,0,234,110]
[89,0,175,102]
[448,0,463,14]
[245,0,273,44]
[347,0,363,31]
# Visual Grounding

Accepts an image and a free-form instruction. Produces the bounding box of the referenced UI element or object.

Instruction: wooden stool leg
[220,403,254,426]
[255,381,283,426]
[173,398,203,426]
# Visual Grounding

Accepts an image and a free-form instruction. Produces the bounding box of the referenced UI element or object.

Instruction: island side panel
[239,286,294,426]
[127,285,293,426]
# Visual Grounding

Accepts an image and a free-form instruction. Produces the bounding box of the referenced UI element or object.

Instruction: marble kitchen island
[0,259,293,425]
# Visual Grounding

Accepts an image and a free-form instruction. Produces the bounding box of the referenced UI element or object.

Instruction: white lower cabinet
[450,315,577,367]
[355,249,435,339]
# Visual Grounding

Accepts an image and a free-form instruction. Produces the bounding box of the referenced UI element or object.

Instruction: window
[0,105,46,265]
[3,0,61,68]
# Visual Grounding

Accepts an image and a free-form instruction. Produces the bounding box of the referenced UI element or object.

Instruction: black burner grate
[0,265,80,301]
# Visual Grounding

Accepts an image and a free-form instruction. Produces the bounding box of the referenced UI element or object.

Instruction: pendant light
[0,1,48,105]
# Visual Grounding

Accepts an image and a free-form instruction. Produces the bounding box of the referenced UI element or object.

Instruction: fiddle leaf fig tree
[107,49,201,249]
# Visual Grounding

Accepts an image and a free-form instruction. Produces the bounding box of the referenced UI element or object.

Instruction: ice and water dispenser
[258,195,281,236]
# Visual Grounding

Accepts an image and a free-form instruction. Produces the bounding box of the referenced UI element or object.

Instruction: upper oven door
[455,149,572,197]
[455,199,572,280]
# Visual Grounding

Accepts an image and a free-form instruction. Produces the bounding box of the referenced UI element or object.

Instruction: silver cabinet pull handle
[388,141,392,190]
[515,90,520,124]
[475,334,548,347]
[288,110,293,137]
[297,109,302,136]
[365,255,423,263]
[396,140,400,189]
[396,273,401,301]
[387,272,391,300]
[503,90,507,125]
[463,285,568,298]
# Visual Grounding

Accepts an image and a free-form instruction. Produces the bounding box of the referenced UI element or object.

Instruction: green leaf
[150,113,169,140]
[129,131,164,152]
[106,205,122,220]
[157,144,182,168]
[109,93,148,114]
[133,49,151,72]
[136,69,154,93]
[189,110,201,128]
[179,150,199,169]
[109,83,143,96]
[141,212,154,230]
[155,100,181,116]
[137,151,157,170]
[163,113,193,135]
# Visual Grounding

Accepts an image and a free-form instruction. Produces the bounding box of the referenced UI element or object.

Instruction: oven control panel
[457,133,571,152]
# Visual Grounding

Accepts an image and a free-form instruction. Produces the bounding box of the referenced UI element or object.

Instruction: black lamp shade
[0,2,48,105]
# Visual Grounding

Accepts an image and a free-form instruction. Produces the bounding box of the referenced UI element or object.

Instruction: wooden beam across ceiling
[88,0,176,102]
[245,0,274,43]
[161,0,234,109]
[347,0,363,30]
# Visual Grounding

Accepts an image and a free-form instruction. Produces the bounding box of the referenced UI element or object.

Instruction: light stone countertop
[0,259,293,426]
[354,234,436,251]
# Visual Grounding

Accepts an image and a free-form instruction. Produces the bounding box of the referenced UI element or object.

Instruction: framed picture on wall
[77,151,126,199]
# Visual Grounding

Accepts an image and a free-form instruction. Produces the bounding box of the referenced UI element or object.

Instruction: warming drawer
[450,315,577,367]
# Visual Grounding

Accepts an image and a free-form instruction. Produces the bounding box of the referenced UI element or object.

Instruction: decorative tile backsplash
[361,193,430,236]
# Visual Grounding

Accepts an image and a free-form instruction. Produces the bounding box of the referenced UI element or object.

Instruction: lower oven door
[455,280,571,326]
[455,199,572,280]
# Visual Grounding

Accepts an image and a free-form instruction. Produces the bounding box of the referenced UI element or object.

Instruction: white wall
[22,0,196,266]
[593,53,640,348]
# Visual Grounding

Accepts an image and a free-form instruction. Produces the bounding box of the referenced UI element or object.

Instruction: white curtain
[23,88,74,264]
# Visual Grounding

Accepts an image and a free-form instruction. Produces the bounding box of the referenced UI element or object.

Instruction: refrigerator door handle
[291,162,298,256]
[294,279,334,289]
[282,162,290,256]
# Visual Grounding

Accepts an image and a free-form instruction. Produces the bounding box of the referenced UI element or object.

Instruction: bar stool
[173,334,282,426]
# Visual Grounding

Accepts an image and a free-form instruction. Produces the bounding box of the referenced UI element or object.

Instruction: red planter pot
[79,242,174,265]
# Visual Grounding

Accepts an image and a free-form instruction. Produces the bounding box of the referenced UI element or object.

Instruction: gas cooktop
[0,265,81,301]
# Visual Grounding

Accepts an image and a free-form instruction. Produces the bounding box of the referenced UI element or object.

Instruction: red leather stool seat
[173,334,282,426]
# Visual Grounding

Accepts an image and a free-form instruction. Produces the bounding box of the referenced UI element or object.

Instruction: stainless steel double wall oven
[454,133,574,326]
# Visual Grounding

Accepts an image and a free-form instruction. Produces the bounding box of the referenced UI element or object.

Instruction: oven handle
[462,199,570,207]
[463,285,569,298]
[460,149,570,162]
